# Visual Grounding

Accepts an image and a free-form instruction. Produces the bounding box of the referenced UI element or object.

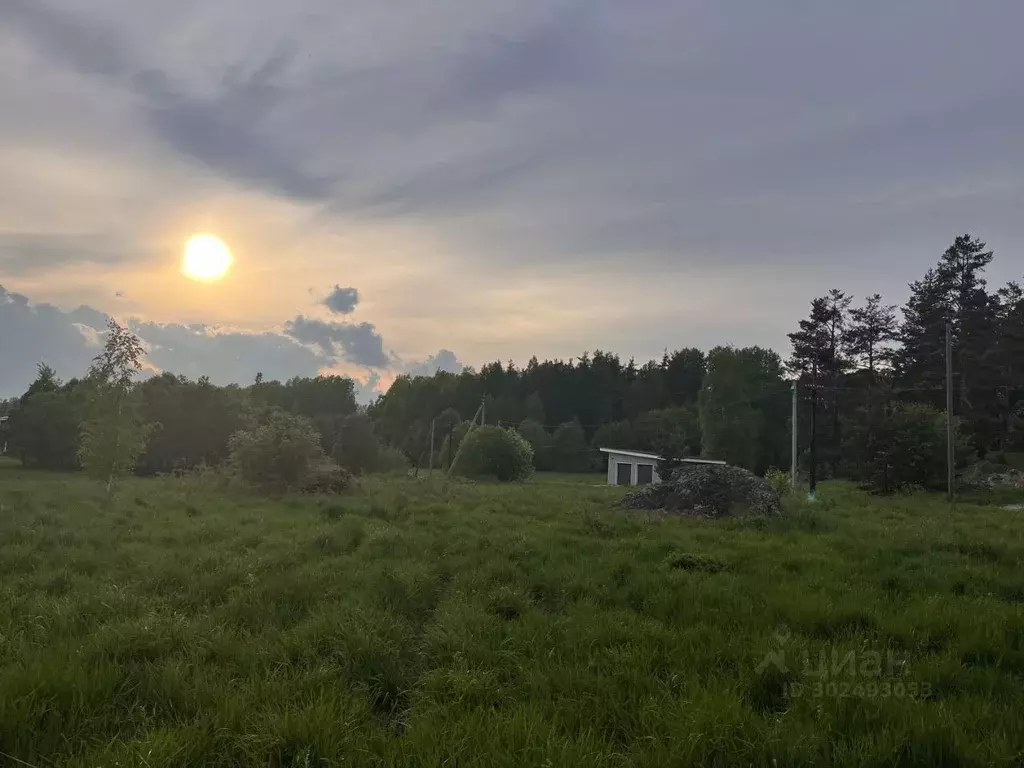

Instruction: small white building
[599,448,726,486]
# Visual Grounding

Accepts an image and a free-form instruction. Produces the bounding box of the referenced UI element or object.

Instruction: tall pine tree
[899,235,1000,453]
[846,294,899,374]
[996,280,1024,451]
[788,290,852,474]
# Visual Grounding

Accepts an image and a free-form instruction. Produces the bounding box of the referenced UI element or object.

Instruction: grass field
[1,469,1023,767]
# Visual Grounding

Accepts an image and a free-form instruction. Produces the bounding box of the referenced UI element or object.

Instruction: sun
[182,233,232,282]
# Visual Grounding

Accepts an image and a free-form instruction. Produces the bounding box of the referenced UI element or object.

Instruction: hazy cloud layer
[0,233,133,277]
[0,285,451,401]
[0,284,319,395]
[130,320,324,386]
[0,285,99,393]
[2,0,1023,383]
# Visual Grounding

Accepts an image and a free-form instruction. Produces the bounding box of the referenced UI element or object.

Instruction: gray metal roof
[598,447,726,465]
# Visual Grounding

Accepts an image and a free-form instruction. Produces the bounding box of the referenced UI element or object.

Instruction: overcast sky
[2,0,1022,400]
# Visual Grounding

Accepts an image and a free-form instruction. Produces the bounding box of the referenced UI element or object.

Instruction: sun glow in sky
[182,233,232,282]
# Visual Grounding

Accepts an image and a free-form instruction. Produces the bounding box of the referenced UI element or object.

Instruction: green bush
[764,468,792,498]
[375,445,411,473]
[332,413,380,474]
[300,463,353,494]
[7,365,84,471]
[863,403,968,493]
[452,426,534,482]
[227,411,329,492]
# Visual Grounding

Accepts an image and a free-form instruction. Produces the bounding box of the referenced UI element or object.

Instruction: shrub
[332,413,380,474]
[452,426,534,482]
[301,463,353,494]
[863,403,968,493]
[9,388,82,470]
[227,411,329,492]
[375,445,410,473]
[764,468,792,498]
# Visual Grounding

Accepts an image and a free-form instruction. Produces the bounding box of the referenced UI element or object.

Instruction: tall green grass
[0,469,1022,766]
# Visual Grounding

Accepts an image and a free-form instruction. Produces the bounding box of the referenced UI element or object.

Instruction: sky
[1,0,1022,401]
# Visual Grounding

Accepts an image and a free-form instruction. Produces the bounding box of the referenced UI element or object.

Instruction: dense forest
[2,234,1022,489]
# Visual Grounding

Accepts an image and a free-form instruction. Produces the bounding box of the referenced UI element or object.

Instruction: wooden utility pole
[447,423,455,470]
[791,380,798,490]
[945,322,955,500]
[447,401,484,477]
[809,366,818,500]
[481,397,486,426]
[428,418,435,477]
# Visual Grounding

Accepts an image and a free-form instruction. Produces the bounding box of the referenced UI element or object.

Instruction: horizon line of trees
[0,358,399,479]
[3,233,1021,490]
[368,232,1023,487]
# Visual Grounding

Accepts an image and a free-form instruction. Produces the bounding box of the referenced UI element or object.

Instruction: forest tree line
[369,233,1024,485]
[2,234,1021,489]
[0,366,405,477]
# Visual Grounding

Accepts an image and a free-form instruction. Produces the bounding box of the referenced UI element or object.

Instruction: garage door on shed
[616,462,632,485]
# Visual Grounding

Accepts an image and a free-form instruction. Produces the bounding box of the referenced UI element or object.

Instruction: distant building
[598,447,726,486]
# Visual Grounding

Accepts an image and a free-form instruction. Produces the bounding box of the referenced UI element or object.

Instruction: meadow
[1,467,1023,767]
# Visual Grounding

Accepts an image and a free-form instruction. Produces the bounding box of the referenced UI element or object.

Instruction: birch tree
[78,320,153,492]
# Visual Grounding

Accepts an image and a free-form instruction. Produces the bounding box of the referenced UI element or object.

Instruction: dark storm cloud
[322,285,359,315]
[405,349,463,378]
[283,316,390,368]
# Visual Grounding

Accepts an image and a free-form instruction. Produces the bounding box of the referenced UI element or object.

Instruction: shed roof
[598,447,726,465]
